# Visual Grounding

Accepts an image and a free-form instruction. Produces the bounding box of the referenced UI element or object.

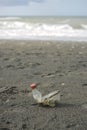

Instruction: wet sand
[0,40,87,130]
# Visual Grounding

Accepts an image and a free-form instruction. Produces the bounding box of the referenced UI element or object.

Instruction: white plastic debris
[30,83,60,107]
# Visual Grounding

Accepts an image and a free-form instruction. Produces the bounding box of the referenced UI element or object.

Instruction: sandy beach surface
[0,40,87,130]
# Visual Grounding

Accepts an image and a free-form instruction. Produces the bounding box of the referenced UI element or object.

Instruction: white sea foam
[81,24,87,29]
[0,20,87,41]
[0,17,21,20]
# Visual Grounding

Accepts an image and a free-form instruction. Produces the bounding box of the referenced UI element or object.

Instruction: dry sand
[0,40,87,130]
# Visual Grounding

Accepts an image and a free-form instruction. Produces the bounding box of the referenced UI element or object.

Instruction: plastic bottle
[30,83,60,107]
[30,83,42,103]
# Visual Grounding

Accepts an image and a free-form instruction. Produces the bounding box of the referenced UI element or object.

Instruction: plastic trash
[30,83,60,107]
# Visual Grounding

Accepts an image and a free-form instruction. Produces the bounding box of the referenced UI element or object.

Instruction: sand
[0,40,87,130]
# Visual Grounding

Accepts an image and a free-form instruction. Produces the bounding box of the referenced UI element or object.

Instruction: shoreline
[0,39,87,43]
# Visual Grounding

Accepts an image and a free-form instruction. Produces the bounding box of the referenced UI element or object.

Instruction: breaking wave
[0,20,87,41]
[81,24,87,29]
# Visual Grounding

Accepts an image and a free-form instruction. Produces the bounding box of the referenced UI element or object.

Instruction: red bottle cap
[30,83,36,89]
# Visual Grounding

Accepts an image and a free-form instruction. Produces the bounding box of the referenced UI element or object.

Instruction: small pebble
[61,83,65,86]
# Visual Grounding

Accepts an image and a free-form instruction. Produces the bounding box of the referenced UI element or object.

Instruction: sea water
[0,16,87,41]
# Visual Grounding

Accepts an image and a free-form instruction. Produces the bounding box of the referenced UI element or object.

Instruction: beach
[0,40,87,130]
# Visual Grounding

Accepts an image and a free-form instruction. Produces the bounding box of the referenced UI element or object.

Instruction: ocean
[0,16,87,41]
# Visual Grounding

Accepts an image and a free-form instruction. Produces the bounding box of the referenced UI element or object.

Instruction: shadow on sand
[31,102,79,108]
